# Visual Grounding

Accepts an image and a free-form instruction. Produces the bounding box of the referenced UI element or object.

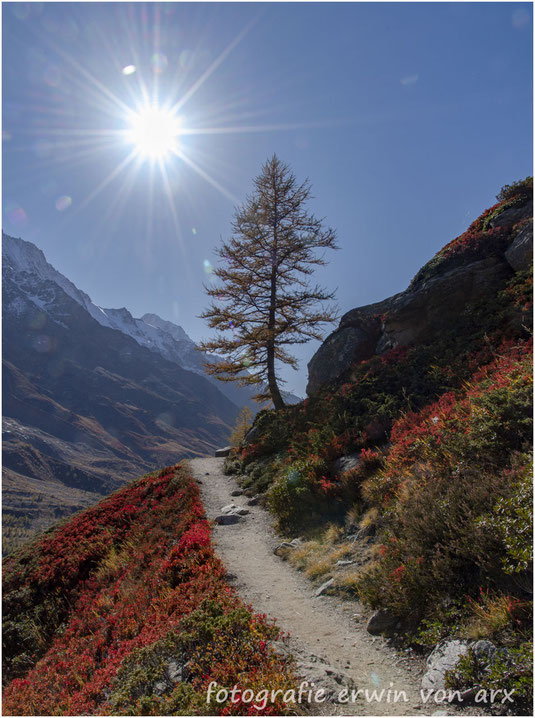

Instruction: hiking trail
[190,457,438,717]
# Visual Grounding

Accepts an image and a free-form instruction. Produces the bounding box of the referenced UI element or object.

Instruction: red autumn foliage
[2,464,296,716]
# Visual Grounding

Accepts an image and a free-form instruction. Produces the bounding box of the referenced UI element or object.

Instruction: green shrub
[479,456,533,578]
[223,455,242,475]
[445,642,533,714]
[496,177,533,203]
[267,462,317,532]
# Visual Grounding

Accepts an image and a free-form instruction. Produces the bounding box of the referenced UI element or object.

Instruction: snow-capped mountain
[2,234,115,328]
[2,234,203,373]
[2,233,300,409]
[96,307,203,375]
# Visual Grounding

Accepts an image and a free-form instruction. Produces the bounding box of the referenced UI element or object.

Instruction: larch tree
[199,154,338,410]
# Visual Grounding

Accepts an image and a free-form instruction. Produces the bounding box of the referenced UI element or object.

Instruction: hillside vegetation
[227,179,533,710]
[2,464,296,715]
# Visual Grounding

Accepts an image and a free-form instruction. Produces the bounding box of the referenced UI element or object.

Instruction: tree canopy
[199,155,338,409]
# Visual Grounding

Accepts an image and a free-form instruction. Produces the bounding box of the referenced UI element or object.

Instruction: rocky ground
[190,456,495,717]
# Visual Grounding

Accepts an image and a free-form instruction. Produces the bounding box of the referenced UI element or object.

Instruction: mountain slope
[2,233,241,548]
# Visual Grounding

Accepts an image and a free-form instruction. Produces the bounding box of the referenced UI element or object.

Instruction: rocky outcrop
[307,197,532,396]
[307,298,394,395]
[377,255,511,352]
[505,222,533,272]
[488,200,533,230]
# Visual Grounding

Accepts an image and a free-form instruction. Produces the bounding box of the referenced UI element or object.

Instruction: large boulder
[366,609,401,636]
[307,255,511,394]
[421,640,470,691]
[307,326,377,396]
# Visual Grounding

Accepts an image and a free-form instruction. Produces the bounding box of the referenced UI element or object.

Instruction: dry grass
[359,507,379,529]
[345,503,362,529]
[324,523,344,545]
[288,541,319,570]
[335,569,363,596]
[94,540,135,582]
[286,527,356,583]
[305,558,332,579]
[329,544,354,562]
[467,592,531,639]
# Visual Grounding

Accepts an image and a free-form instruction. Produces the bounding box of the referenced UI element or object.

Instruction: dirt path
[190,457,434,717]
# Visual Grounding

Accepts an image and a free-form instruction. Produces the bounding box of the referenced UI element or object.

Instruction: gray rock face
[488,200,533,229]
[274,538,302,556]
[215,446,232,457]
[307,298,392,395]
[152,659,189,696]
[307,250,514,395]
[505,223,533,272]
[379,256,511,350]
[166,660,185,682]
[332,453,361,475]
[307,326,376,396]
[366,609,400,636]
[421,640,470,691]
[243,424,260,445]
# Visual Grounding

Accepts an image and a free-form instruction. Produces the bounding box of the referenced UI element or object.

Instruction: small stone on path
[315,578,334,597]
[214,514,243,525]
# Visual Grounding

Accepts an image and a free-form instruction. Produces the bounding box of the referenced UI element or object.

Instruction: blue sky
[3,1,533,397]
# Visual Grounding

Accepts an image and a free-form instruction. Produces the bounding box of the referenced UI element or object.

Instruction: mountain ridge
[2,233,242,551]
[3,232,269,411]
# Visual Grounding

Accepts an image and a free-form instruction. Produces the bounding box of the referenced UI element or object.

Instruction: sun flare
[126,106,182,159]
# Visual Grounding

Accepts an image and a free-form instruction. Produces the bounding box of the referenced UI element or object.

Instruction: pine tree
[199,155,338,410]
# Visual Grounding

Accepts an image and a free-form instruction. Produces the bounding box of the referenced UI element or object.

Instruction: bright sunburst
[126,106,182,159]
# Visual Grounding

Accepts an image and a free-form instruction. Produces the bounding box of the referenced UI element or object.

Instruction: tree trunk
[267,217,285,410]
[267,342,285,410]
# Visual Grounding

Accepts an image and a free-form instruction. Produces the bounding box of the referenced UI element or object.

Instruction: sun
[126,106,182,159]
